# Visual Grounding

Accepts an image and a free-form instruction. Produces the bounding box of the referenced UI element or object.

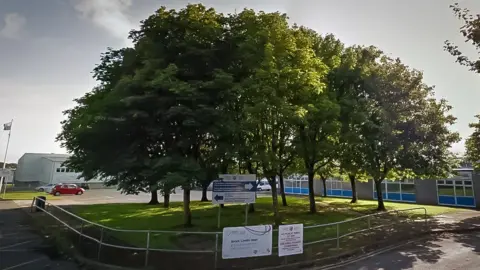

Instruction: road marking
[2,257,46,270]
[0,240,35,250]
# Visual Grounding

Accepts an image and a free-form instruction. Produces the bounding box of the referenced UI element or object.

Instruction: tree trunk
[279,173,287,206]
[270,176,282,225]
[148,189,159,205]
[183,188,192,227]
[349,174,358,203]
[201,184,209,202]
[307,168,316,213]
[321,176,327,197]
[374,180,386,211]
[163,192,170,208]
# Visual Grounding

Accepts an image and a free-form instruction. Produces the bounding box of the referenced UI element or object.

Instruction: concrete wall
[473,173,480,209]
[357,180,374,200]
[314,179,323,196]
[414,179,438,205]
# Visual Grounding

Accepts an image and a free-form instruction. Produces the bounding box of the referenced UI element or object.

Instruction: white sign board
[222,225,273,259]
[212,180,257,204]
[212,191,256,204]
[278,224,303,257]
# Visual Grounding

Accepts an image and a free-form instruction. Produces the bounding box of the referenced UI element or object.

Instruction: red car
[51,184,85,196]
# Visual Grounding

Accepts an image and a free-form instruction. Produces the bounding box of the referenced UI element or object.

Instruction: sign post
[213,174,257,229]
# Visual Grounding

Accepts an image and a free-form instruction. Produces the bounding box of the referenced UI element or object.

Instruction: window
[455,185,465,196]
[387,183,400,192]
[56,168,60,172]
[465,186,474,196]
[60,168,66,173]
[402,184,415,193]
[438,185,455,196]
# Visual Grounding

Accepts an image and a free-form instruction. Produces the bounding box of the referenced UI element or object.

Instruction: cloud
[0,13,26,39]
[74,0,134,46]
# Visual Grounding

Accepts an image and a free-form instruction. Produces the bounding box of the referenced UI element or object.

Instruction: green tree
[363,57,460,210]
[238,11,301,225]
[127,4,236,226]
[332,46,383,203]
[57,48,168,204]
[291,31,340,214]
[445,3,480,73]
[317,161,338,197]
[466,116,480,169]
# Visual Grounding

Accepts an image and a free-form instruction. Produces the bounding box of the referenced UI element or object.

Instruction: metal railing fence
[30,196,428,269]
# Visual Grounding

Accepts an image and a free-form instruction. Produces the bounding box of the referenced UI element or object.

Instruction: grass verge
[317,196,467,217]
[68,195,455,249]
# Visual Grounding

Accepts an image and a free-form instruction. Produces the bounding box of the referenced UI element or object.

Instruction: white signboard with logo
[278,224,303,257]
[222,225,273,259]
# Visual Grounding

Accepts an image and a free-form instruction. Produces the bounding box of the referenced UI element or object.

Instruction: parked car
[257,179,272,191]
[35,183,61,193]
[51,184,85,196]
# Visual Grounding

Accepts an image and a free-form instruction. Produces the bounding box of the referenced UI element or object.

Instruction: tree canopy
[58,4,461,225]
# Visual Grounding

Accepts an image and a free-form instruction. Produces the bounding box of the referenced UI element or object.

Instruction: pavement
[0,201,81,270]
[325,233,480,270]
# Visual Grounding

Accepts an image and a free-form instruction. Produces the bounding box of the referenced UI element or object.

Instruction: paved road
[14,188,271,207]
[0,201,80,270]
[326,233,480,270]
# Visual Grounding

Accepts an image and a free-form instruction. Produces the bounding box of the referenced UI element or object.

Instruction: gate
[373,179,416,202]
[437,170,475,207]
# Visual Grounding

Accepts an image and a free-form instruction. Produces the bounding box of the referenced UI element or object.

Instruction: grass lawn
[69,195,463,249]
[317,196,467,217]
[72,196,361,249]
[1,191,59,200]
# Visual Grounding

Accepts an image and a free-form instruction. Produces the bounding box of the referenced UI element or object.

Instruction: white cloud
[74,0,134,46]
[0,13,26,39]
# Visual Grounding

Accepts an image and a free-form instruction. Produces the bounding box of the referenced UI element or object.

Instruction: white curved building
[14,153,104,188]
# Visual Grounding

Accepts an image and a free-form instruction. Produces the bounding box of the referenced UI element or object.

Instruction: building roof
[20,153,70,163]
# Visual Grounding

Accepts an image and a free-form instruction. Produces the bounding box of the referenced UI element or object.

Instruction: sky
[0,0,479,163]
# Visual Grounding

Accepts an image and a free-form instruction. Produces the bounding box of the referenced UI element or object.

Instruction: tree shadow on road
[333,212,480,270]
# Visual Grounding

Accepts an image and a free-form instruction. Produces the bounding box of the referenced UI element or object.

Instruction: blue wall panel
[401,193,416,202]
[342,190,353,197]
[387,193,401,201]
[456,196,475,207]
[438,196,456,205]
[331,190,342,196]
